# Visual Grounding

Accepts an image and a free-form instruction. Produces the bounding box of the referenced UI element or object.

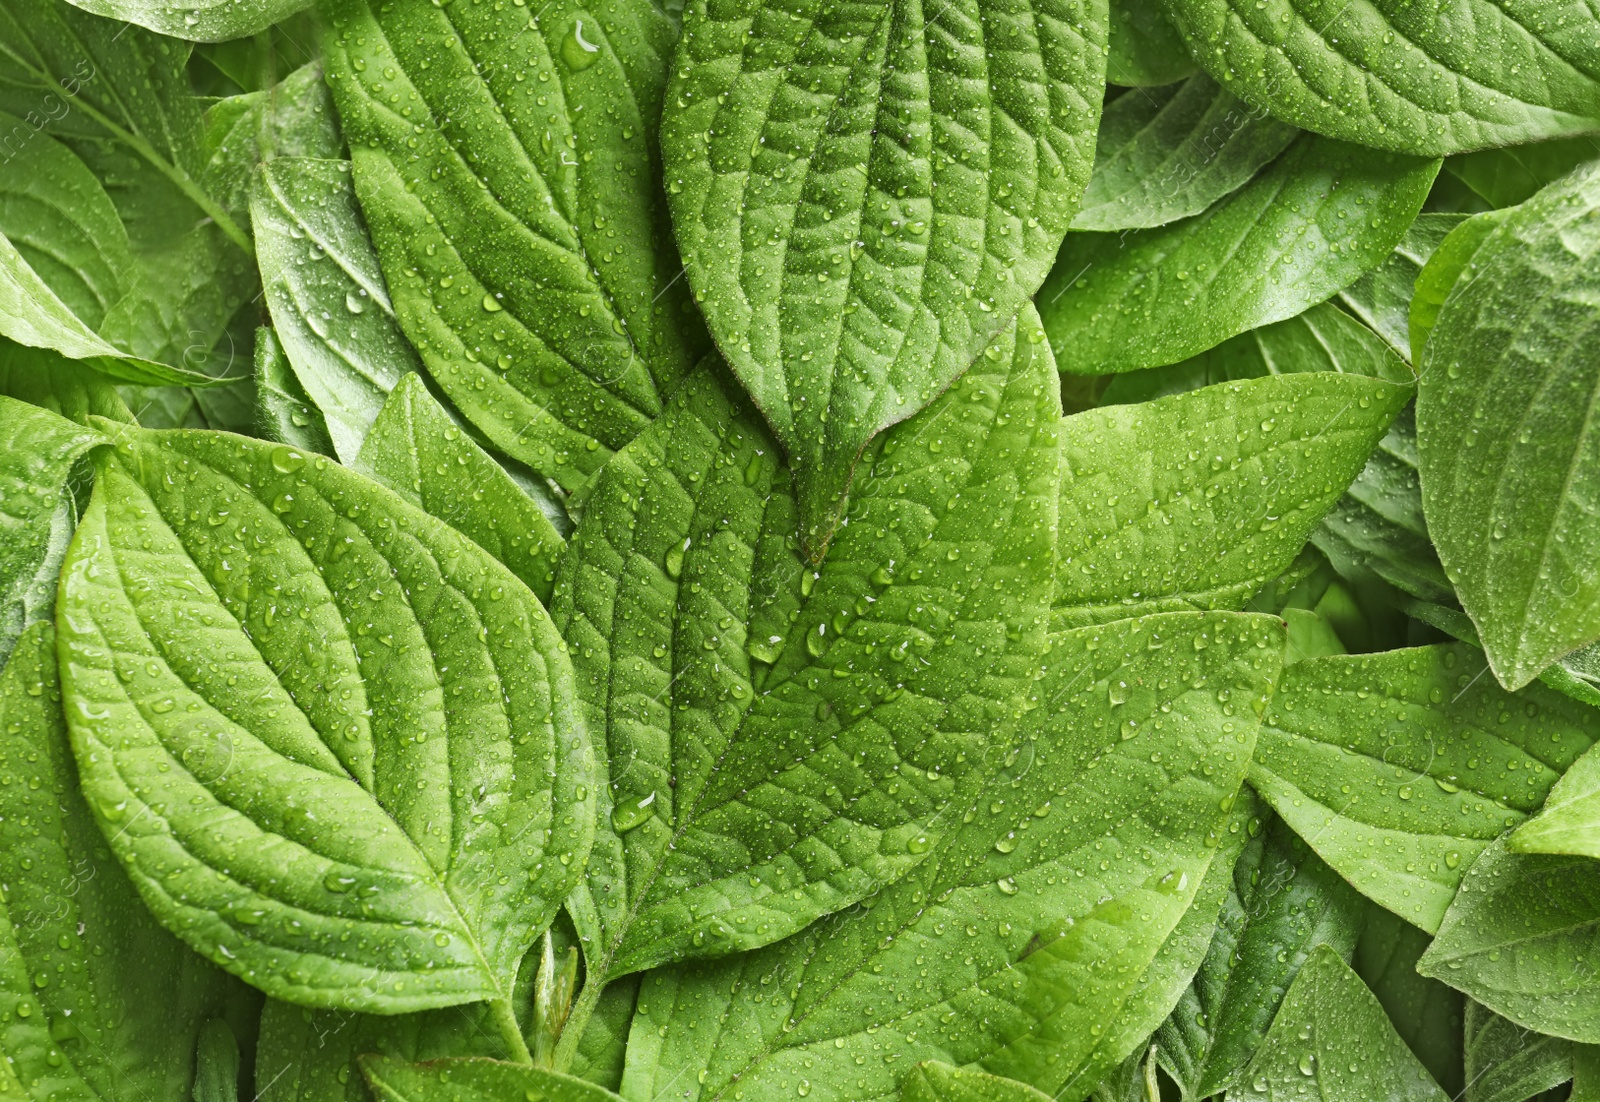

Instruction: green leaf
[192,1019,242,1102]
[553,308,1061,992]
[1416,161,1600,689]
[901,1062,1054,1102]
[1054,371,1411,630]
[618,611,1283,1102]
[1354,904,1465,1097]
[0,623,251,1102]
[255,326,337,459]
[1337,214,1464,363]
[1576,1045,1600,1101]
[199,64,345,218]
[56,427,595,1020]
[1098,300,1412,407]
[1088,1049,1162,1102]
[1419,837,1600,1042]
[319,0,706,497]
[1043,135,1438,375]
[1158,0,1600,156]
[1073,74,1296,233]
[1407,210,1512,364]
[1311,405,1456,604]
[1230,945,1447,1102]
[567,975,640,1094]
[660,0,1107,557]
[1247,643,1600,933]
[1154,816,1364,1100]
[1511,719,1600,858]
[1445,137,1600,209]
[58,0,310,44]
[1465,999,1574,1102]
[250,157,413,464]
[0,340,133,425]
[360,373,566,606]
[1106,0,1196,86]
[1404,598,1600,714]
[0,396,100,666]
[361,1056,624,1102]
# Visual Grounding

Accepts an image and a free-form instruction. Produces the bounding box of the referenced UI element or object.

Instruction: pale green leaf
[901,1063,1053,1102]
[251,157,413,464]
[320,0,706,495]
[0,340,133,425]
[1512,718,1600,858]
[1073,74,1296,233]
[1247,643,1600,932]
[361,1056,624,1102]
[0,623,252,1102]
[553,308,1061,992]
[1106,0,1196,86]
[1158,0,1600,156]
[1407,210,1512,364]
[57,428,595,1017]
[1055,372,1411,630]
[660,0,1107,555]
[59,0,310,44]
[1419,838,1600,1043]
[1417,160,1600,689]
[360,373,565,606]
[1043,135,1437,375]
[618,611,1283,1102]
[1154,816,1364,1100]
[1230,945,1447,1102]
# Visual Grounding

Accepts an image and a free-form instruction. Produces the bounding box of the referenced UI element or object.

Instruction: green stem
[490,998,534,1066]
[551,975,607,1074]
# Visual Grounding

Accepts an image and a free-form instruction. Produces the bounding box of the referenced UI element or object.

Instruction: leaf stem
[490,997,534,1066]
[551,975,607,1073]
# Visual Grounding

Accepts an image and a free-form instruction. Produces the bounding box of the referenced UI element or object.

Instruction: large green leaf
[1419,838,1600,1042]
[1354,904,1465,1096]
[56,428,595,1024]
[1043,135,1437,375]
[1230,945,1447,1102]
[660,0,1107,556]
[361,1056,624,1102]
[0,623,252,1102]
[359,374,566,607]
[1465,999,1575,1102]
[553,308,1061,999]
[59,0,310,43]
[1097,300,1410,407]
[1311,405,1455,604]
[1106,0,1196,86]
[0,340,132,425]
[1417,160,1600,690]
[1336,214,1464,363]
[1072,74,1296,233]
[0,397,100,666]
[901,1063,1053,1102]
[1055,372,1410,630]
[1154,816,1364,1100]
[250,157,414,465]
[618,611,1282,1102]
[1248,643,1600,933]
[320,0,706,496]
[1157,0,1600,156]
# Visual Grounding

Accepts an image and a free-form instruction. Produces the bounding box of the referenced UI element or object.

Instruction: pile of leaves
[2,0,1600,1098]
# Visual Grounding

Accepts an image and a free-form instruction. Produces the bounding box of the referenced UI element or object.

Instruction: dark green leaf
[1419,838,1600,1043]
[1337,214,1464,363]
[566,974,639,1094]
[1055,372,1410,630]
[1248,643,1600,932]
[1230,945,1447,1102]
[1446,137,1600,209]
[1354,904,1464,1096]
[553,309,1061,989]
[192,1019,241,1102]
[0,623,251,1102]
[1106,0,1196,86]
[1155,816,1364,1099]
[360,373,566,606]
[1043,135,1437,375]
[361,1056,623,1102]
[1072,74,1296,233]
[660,0,1107,555]
[320,0,706,495]
[1416,160,1600,689]
[1464,998,1574,1102]
[618,611,1282,1102]
[255,326,337,459]
[1158,0,1600,156]
[0,340,132,424]
[250,157,413,464]
[57,428,594,1020]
